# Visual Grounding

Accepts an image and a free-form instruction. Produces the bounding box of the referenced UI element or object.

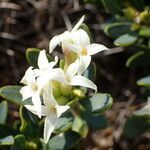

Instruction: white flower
[64,59,97,92]
[25,84,70,143]
[20,67,42,118]
[49,16,109,74]
[49,16,85,53]
[35,50,67,91]
[66,29,109,74]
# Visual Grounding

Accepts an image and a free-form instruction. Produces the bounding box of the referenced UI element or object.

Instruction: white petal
[20,86,33,100]
[70,75,97,92]
[71,29,90,48]
[72,15,85,32]
[87,43,109,55]
[25,105,49,116]
[66,59,79,80]
[44,115,58,143]
[65,43,81,54]
[43,84,56,107]
[32,92,42,118]
[48,56,58,69]
[50,68,67,84]
[56,105,70,117]
[49,36,60,53]
[78,56,91,75]
[37,75,49,93]
[38,50,49,70]
[20,67,35,85]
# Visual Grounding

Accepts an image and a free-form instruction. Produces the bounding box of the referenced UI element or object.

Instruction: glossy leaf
[104,22,131,38]
[26,48,53,68]
[126,51,150,67]
[80,93,113,114]
[54,112,73,133]
[114,33,138,46]
[134,104,150,117]
[46,131,80,150]
[0,101,8,124]
[137,76,150,87]
[19,106,41,138]
[0,86,32,105]
[81,111,107,129]
[123,116,150,139]
[72,116,89,138]
[0,135,14,146]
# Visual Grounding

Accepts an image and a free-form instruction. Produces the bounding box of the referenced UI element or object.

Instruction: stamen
[81,48,87,56]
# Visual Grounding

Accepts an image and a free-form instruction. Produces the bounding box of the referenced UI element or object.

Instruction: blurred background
[0,0,149,149]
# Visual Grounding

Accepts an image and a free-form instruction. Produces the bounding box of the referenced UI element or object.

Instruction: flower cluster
[20,16,109,143]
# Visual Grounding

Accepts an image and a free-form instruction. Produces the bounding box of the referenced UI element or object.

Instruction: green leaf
[19,106,41,138]
[72,116,89,138]
[81,112,107,129]
[0,135,14,146]
[0,86,32,105]
[0,101,8,124]
[137,76,150,87]
[102,0,124,14]
[80,93,113,114]
[46,131,80,150]
[54,112,73,133]
[139,27,150,38]
[104,22,131,38]
[126,51,150,67]
[83,62,96,81]
[123,116,150,139]
[114,33,138,46]
[134,104,150,117]
[12,134,26,150]
[82,62,96,93]
[26,48,53,68]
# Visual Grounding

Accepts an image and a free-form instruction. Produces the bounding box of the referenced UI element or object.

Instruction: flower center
[50,106,57,114]
[31,84,38,91]
[81,48,87,56]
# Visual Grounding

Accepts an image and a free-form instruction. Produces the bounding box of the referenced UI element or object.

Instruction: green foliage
[26,48,53,68]
[72,116,89,138]
[137,76,150,87]
[81,111,107,129]
[12,134,26,150]
[45,131,80,150]
[123,115,150,139]
[134,104,150,117]
[126,51,150,67]
[139,27,150,38]
[54,112,73,133]
[81,93,113,114]
[0,136,14,146]
[102,0,124,14]
[114,33,138,46]
[0,101,8,124]
[104,22,131,38]
[0,86,32,105]
[19,106,41,139]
